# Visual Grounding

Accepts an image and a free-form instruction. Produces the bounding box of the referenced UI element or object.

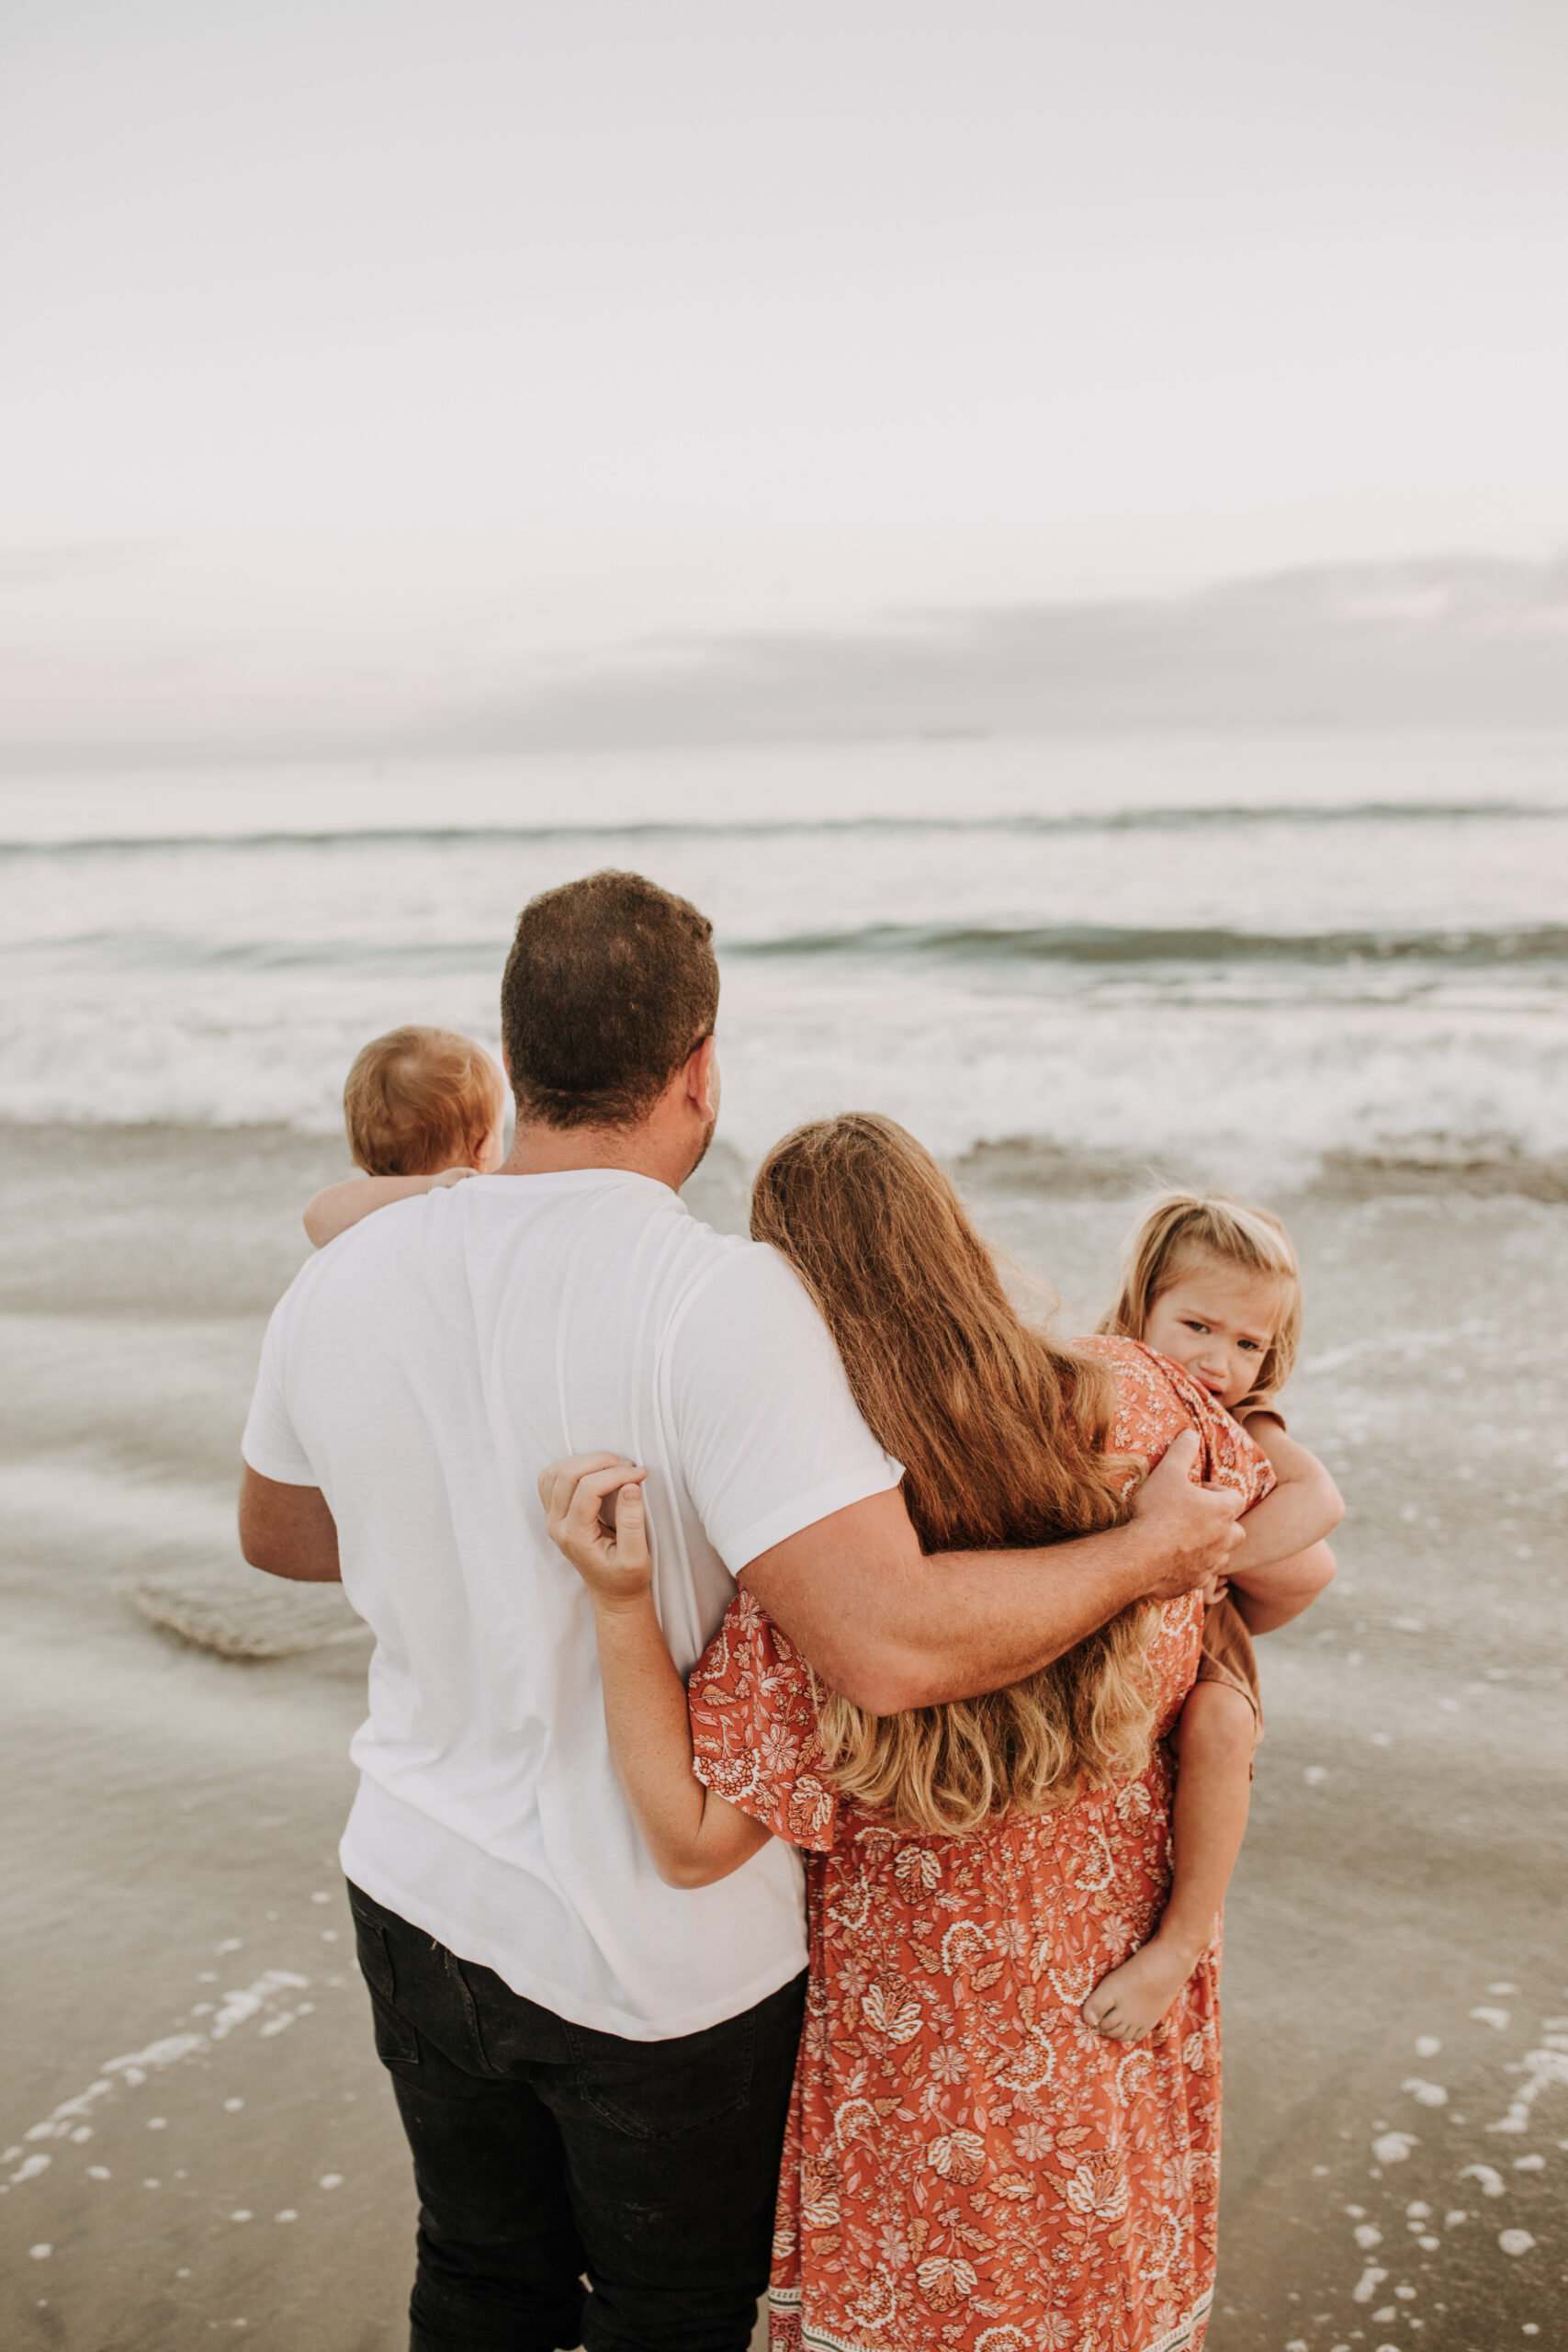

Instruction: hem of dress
[770,2283,1213,2352]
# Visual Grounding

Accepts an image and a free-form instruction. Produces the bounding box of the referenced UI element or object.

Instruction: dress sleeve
[688,1591,841,1852]
[1075,1335,1276,1509]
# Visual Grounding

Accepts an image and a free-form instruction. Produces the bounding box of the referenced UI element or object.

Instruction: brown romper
[1195,1593,1263,1754]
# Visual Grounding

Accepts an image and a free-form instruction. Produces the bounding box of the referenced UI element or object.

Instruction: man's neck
[502,1119,685,1192]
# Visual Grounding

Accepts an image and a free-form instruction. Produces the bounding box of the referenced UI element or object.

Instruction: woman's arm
[539,1459,773,1889]
[303,1166,476,1249]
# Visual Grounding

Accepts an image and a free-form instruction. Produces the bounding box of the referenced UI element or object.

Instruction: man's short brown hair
[502,871,718,1130]
[344,1026,505,1176]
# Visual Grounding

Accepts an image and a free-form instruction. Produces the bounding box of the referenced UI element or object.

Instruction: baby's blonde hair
[1100,1191,1302,1411]
[343,1026,504,1177]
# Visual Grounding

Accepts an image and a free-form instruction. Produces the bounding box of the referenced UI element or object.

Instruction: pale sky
[4,1,1567,755]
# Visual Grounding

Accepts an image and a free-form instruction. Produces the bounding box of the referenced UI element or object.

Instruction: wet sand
[2,1124,1564,2350]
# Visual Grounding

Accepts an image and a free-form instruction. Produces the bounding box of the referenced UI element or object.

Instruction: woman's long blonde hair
[1099,1190,1302,1411]
[750,1114,1159,1835]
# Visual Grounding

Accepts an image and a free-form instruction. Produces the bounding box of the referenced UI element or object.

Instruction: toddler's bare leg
[1080,1679,1256,2041]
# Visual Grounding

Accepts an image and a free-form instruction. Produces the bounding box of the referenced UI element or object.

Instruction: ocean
[5,728,1567,1187]
[5,731,1567,2344]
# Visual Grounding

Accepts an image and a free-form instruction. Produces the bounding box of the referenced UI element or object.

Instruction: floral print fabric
[690,1338,1274,2352]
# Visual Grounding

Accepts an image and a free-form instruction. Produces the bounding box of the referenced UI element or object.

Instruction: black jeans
[348,1883,806,2352]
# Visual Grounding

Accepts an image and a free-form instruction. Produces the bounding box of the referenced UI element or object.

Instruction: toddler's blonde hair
[343,1026,504,1177]
[1100,1191,1302,1411]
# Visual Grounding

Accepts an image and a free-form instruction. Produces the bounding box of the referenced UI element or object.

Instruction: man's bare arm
[238,1464,342,1582]
[739,1431,1242,1714]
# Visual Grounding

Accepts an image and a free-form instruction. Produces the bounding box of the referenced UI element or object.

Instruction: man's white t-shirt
[241,1169,900,2041]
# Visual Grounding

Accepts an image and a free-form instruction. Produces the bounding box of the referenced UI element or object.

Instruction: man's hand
[538,1453,653,1608]
[1130,1430,1245,1600]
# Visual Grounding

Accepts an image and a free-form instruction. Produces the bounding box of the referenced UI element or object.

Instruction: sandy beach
[2,1121,1564,2351]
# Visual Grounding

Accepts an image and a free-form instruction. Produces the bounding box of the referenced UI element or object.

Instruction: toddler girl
[1077,1192,1340,2040]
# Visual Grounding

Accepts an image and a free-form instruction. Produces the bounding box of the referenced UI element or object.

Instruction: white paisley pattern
[690,1339,1273,2352]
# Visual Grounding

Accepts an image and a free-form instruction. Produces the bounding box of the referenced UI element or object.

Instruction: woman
[544,1114,1282,2351]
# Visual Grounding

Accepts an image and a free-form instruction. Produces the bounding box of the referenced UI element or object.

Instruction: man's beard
[686,1114,717,1181]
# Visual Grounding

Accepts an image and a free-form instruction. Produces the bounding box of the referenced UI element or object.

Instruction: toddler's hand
[432,1166,478,1188]
[538,1453,652,1606]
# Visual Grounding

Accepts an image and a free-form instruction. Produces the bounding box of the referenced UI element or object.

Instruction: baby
[303,1025,507,1248]
[1079,1192,1342,2040]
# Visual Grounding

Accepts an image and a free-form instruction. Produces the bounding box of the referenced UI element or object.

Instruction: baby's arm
[537,1455,773,1888]
[1082,1676,1256,2041]
[1224,1414,1340,1632]
[303,1166,476,1249]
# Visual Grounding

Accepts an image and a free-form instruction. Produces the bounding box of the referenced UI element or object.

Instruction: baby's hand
[431,1166,478,1188]
[538,1453,652,1607]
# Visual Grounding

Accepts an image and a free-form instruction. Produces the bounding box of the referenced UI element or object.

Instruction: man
[240,869,1241,2352]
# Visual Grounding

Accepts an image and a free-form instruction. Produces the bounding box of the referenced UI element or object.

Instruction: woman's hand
[537,1453,652,1606]
[536,1456,769,1887]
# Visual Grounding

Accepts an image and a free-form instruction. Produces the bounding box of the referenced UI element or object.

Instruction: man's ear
[687,1035,718,1119]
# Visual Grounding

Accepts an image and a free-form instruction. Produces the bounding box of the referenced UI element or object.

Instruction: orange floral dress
[690,1339,1273,2352]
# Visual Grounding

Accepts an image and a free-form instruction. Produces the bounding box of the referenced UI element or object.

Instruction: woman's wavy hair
[1099,1190,1301,1411]
[750,1113,1159,1835]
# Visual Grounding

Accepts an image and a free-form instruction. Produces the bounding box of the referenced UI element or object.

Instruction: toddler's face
[1142,1256,1282,1412]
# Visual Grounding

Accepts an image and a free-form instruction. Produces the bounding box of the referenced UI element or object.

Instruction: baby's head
[343,1026,507,1178]
[1100,1191,1301,1414]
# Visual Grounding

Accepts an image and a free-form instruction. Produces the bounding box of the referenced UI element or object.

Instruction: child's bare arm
[1230,1539,1336,1633]
[303,1166,476,1249]
[1225,1416,1342,1592]
[538,1456,773,1889]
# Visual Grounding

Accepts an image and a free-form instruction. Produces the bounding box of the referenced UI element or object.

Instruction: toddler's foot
[1080,1933,1201,2041]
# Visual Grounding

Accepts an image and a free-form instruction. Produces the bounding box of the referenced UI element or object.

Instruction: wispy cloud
[412,555,1568,750]
[0,539,163,587]
[5,554,1568,768]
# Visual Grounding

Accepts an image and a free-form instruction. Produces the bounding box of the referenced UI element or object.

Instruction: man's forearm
[744,1507,1172,1715]
[739,1434,1240,1715]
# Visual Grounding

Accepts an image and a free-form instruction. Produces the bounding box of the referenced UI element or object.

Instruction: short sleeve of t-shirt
[665,1244,902,1574]
[241,1286,319,1486]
